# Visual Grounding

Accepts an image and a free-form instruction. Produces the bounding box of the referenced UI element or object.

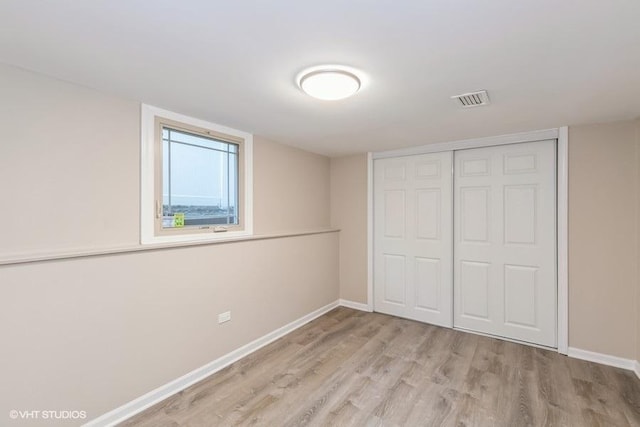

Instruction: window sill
[0,228,339,266]
[141,229,253,245]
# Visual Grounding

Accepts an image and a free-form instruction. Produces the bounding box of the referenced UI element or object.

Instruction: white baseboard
[339,299,372,312]
[568,347,639,379]
[85,300,340,427]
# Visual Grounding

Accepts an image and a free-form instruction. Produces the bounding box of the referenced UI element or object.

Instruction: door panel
[415,257,440,310]
[454,140,556,347]
[504,264,538,327]
[460,187,490,243]
[383,190,405,238]
[383,254,406,304]
[374,152,453,327]
[504,185,537,245]
[416,189,441,239]
[460,261,491,320]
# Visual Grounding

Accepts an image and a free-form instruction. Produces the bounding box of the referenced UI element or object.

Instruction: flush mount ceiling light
[297,66,362,101]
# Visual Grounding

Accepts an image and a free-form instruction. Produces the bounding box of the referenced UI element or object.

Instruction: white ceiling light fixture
[297,65,362,101]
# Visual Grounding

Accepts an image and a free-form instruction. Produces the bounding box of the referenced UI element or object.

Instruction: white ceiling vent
[451,90,490,108]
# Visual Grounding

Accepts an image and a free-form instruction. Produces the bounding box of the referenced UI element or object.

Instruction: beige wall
[0,65,140,256]
[330,154,369,303]
[0,64,338,424]
[569,120,639,359]
[254,137,330,233]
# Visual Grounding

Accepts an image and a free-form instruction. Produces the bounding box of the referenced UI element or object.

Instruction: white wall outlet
[218,311,231,324]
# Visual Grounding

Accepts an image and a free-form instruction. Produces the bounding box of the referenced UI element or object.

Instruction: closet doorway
[373,138,557,348]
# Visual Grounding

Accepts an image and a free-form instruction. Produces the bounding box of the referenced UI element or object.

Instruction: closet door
[374,152,453,327]
[454,140,556,347]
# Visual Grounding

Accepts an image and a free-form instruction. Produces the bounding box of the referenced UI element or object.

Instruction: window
[141,105,253,244]
[159,121,240,230]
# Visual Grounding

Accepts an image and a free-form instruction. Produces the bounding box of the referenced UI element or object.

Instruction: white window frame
[141,104,253,245]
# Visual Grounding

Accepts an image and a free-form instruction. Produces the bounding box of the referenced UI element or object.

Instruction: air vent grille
[451,90,490,108]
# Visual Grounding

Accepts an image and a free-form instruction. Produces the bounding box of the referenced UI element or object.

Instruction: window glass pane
[162,127,239,228]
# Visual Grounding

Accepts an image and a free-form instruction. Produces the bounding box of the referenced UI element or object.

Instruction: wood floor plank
[121,308,640,427]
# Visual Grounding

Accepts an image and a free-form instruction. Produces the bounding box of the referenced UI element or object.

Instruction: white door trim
[367,127,569,354]
[556,128,569,354]
[367,152,375,311]
[373,129,559,160]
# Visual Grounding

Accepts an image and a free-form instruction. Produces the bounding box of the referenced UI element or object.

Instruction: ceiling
[1,1,639,157]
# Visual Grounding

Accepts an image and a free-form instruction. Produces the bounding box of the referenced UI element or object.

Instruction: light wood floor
[121,307,640,426]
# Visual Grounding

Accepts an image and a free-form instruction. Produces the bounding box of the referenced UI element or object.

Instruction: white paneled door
[374,152,453,327]
[454,140,557,347]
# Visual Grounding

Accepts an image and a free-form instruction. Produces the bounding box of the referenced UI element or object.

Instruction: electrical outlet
[218,311,231,324]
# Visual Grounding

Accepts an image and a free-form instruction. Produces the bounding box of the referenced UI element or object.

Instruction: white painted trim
[369,128,569,354]
[557,127,569,354]
[366,152,374,312]
[339,299,373,312]
[634,361,640,380]
[140,104,254,246]
[84,300,340,427]
[140,104,155,244]
[568,347,638,372]
[0,229,339,266]
[373,128,559,159]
